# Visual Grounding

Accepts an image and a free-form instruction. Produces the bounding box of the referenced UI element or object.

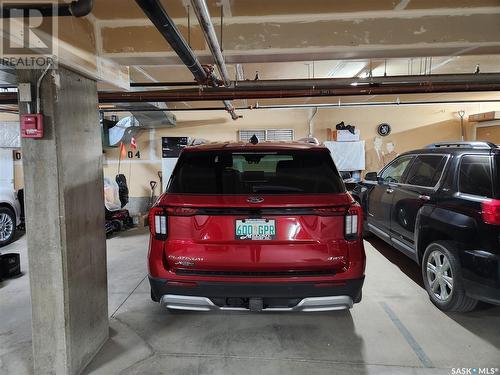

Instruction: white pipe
[36,62,52,113]
[191,0,230,86]
[308,107,318,137]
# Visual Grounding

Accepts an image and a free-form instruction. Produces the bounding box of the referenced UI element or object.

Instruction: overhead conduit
[134,0,239,120]
[97,74,500,103]
[2,74,500,106]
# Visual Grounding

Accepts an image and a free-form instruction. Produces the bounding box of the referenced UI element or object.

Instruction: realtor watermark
[451,368,499,375]
[0,1,59,69]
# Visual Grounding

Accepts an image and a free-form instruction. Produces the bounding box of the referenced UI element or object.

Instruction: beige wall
[477,125,500,144]
[4,101,500,197]
[103,101,500,198]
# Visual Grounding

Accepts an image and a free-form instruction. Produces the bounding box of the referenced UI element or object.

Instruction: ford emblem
[247,196,264,204]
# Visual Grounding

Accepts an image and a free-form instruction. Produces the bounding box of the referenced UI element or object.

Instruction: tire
[421,241,478,312]
[0,207,16,247]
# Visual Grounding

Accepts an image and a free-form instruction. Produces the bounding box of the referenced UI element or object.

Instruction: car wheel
[0,207,16,247]
[422,241,478,312]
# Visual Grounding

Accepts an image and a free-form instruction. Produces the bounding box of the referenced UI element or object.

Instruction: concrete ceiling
[88,0,500,92]
[92,0,500,66]
[2,0,500,104]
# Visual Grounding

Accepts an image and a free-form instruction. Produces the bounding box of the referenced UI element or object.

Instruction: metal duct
[110,102,177,128]
[131,111,176,129]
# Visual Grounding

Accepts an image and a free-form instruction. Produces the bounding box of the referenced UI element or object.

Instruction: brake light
[149,207,167,240]
[482,199,500,225]
[345,204,362,240]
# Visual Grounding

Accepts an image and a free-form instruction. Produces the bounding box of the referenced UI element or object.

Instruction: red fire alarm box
[20,114,44,139]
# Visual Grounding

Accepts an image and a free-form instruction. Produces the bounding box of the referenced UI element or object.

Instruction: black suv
[352,141,500,312]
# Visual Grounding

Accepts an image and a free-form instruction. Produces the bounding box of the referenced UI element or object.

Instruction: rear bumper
[149,276,364,311]
[462,250,500,305]
[161,294,354,312]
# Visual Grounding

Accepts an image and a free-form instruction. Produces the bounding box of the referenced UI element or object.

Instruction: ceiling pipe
[4,98,500,115]
[190,0,240,120]
[97,81,500,103]
[3,76,500,105]
[130,82,198,87]
[68,0,94,17]
[129,73,500,90]
[191,0,231,87]
[135,0,212,85]
[134,0,239,120]
[1,0,93,18]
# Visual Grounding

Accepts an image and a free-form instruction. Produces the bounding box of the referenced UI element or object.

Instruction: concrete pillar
[17,66,108,375]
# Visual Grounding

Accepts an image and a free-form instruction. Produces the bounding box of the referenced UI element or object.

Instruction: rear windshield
[168,150,345,194]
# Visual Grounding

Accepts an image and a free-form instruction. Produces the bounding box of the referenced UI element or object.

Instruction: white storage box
[333,129,360,142]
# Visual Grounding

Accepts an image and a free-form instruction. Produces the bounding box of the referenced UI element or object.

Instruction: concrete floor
[1,228,499,375]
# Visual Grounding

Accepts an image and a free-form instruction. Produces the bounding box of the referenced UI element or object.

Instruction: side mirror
[364,172,378,182]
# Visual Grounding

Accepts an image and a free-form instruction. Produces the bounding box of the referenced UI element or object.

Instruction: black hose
[69,0,94,17]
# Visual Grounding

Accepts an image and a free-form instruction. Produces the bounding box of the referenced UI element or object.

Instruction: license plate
[235,219,276,240]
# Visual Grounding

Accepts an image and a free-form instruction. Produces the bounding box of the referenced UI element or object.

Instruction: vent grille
[238,129,294,142]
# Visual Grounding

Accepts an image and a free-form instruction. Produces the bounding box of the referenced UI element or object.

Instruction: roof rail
[298,137,320,145]
[426,141,498,149]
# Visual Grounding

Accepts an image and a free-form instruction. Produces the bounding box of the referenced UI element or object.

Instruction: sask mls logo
[452,368,499,375]
[1,2,58,68]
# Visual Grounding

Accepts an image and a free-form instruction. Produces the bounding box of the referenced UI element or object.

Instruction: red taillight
[149,207,167,240]
[345,204,362,240]
[149,206,200,239]
[482,199,500,225]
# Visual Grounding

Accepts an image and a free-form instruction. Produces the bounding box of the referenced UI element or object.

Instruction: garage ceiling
[1,0,500,110]
[88,0,500,90]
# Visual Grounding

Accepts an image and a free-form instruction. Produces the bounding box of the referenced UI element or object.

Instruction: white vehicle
[0,187,21,247]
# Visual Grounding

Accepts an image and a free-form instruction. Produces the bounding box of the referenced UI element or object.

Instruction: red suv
[148,141,365,312]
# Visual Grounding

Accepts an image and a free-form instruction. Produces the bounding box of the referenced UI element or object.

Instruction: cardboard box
[333,129,360,142]
[468,111,500,122]
[140,213,149,227]
[132,213,149,227]
[326,128,333,141]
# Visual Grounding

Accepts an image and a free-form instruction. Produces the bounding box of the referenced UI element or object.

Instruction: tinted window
[459,155,493,198]
[380,156,413,183]
[168,150,345,194]
[404,155,446,187]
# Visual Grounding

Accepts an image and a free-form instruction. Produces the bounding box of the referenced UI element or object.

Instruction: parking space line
[380,302,434,368]
[110,275,148,318]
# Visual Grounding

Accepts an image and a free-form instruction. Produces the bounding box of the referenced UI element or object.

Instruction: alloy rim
[426,250,454,302]
[0,213,14,242]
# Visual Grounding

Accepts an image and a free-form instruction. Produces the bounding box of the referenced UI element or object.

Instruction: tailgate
[161,194,354,274]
